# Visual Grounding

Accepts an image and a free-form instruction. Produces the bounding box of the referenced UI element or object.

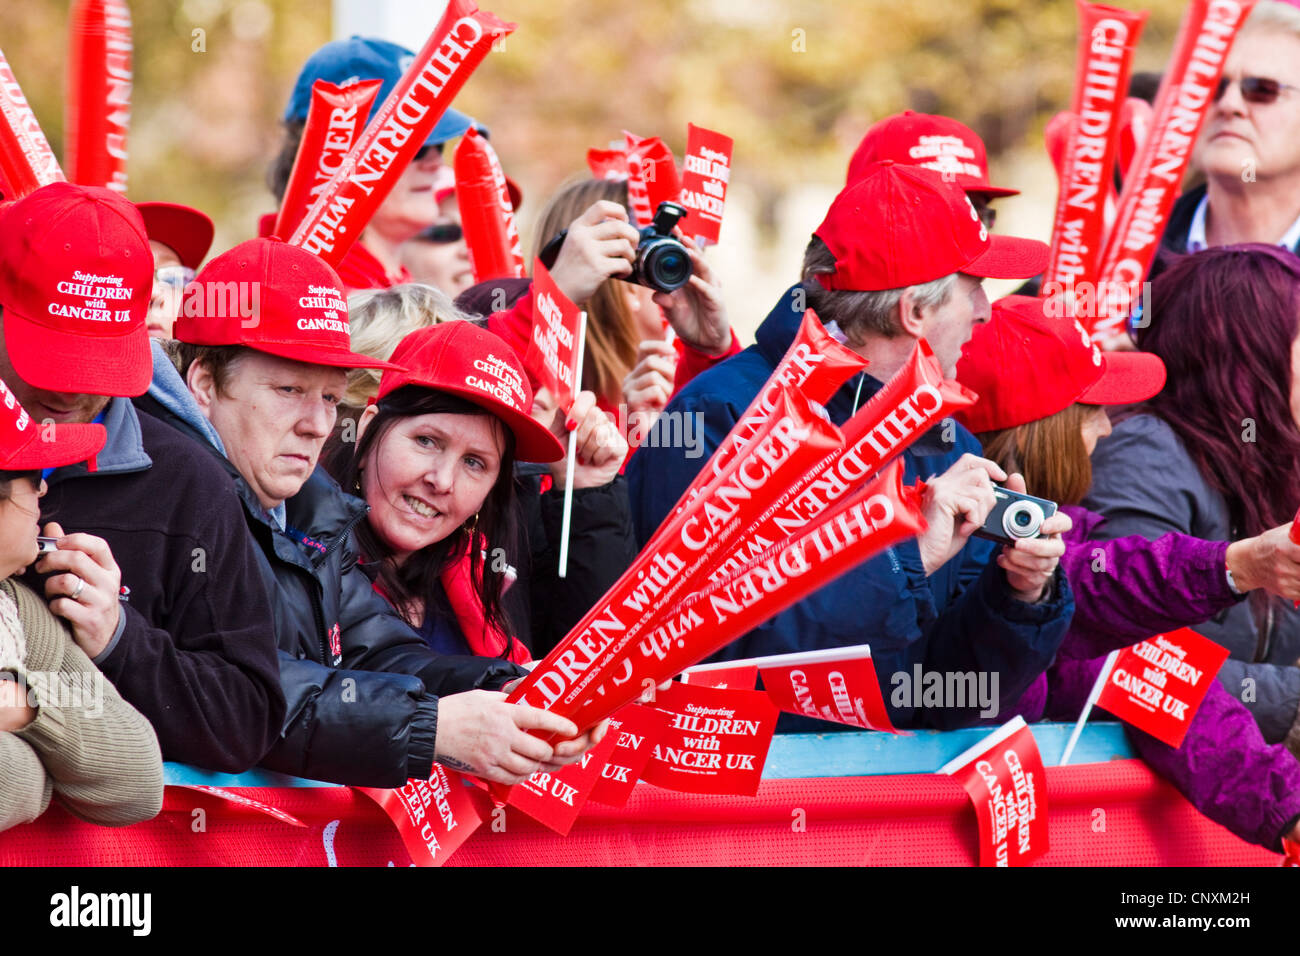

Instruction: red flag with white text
[939,716,1049,867]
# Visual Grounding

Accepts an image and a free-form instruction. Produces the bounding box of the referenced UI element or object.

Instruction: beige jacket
[0,578,163,832]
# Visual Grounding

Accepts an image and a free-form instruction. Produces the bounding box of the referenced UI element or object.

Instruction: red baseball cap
[377,322,565,463]
[0,377,104,470]
[0,182,152,396]
[814,162,1047,292]
[174,238,399,370]
[137,201,215,270]
[847,110,1019,197]
[955,295,1167,434]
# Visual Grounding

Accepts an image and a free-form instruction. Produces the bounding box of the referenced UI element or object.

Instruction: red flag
[588,702,672,807]
[746,645,897,733]
[504,721,622,835]
[679,123,733,244]
[65,0,132,194]
[624,131,680,227]
[1094,628,1230,748]
[939,716,1050,867]
[1089,0,1258,342]
[523,260,583,411]
[680,661,758,690]
[289,0,512,265]
[1041,1,1147,298]
[586,146,628,181]
[454,126,525,282]
[639,681,778,796]
[355,764,490,866]
[273,79,382,240]
[0,49,66,198]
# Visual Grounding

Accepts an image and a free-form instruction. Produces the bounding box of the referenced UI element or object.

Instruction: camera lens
[1001,500,1044,540]
[637,241,691,293]
[648,245,691,292]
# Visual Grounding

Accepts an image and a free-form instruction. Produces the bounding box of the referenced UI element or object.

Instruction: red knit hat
[955,295,1167,434]
[0,182,152,396]
[847,110,1019,197]
[174,238,399,370]
[814,162,1047,292]
[378,322,565,463]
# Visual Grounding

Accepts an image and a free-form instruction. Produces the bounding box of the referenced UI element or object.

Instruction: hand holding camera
[988,474,1071,605]
[544,200,641,305]
[918,457,1069,604]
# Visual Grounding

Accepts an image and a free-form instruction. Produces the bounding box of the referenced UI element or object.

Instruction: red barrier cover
[0,761,1281,867]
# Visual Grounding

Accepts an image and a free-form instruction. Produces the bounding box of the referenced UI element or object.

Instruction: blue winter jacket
[626,286,1074,730]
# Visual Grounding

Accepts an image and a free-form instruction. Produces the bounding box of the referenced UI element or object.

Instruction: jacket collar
[47,396,152,486]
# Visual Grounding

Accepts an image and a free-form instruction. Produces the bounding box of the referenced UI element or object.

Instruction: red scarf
[439,539,531,665]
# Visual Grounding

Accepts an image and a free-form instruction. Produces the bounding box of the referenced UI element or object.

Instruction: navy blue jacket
[626,287,1074,729]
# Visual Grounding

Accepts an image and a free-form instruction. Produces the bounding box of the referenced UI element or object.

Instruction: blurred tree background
[7,0,1197,334]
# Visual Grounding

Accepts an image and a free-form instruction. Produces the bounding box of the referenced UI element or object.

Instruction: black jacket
[27,399,285,773]
[136,393,526,788]
[509,464,639,658]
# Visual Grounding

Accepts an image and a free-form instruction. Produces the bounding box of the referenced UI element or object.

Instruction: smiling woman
[154,237,608,789]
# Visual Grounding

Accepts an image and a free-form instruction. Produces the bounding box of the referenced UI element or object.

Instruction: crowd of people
[6,0,1300,859]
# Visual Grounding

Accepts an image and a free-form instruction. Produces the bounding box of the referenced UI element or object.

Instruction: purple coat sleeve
[1047,657,1300,851]
[1058,505,1241,661]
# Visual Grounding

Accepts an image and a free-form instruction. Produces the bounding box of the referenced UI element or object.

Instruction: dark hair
[325,385,521,645]
[1137,244,1300,537]
[0,469,42,501]
[267,120,307,203]
[977,404,1095,506]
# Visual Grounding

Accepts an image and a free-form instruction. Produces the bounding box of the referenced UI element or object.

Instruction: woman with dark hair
[331,320,635,661]
[1084,245,1300,750]
[326,284,637,658]
[957,295,1300,852]
[153,238,605,788]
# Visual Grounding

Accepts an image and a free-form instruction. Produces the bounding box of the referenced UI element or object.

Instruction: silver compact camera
[972,487,1058,545]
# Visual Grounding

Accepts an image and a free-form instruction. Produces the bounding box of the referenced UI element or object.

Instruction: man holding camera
[628,161,1074,730]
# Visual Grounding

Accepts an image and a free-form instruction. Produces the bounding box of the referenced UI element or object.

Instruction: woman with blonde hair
[336,283,465,435]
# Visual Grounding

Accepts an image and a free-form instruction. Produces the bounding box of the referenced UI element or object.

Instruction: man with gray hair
[1164,0,1300,255]
[627,160,1074,731]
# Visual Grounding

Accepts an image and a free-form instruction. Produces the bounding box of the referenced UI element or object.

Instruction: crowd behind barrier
[7,0,1300,868]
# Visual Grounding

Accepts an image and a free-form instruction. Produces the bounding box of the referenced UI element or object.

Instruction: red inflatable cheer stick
[65,0,132,193]
[454,126,524,282]
[0,49,66,198]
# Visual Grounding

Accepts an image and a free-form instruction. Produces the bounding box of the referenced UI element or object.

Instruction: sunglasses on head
[1214,75,1300,105]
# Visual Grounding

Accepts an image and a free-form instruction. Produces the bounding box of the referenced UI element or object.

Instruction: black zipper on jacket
[310,508,368,666]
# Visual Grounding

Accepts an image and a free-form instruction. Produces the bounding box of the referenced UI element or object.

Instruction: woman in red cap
[160,238,604,788]
[0,381,162,831]
[328,284,636,658]
[329,320,634,662]
[956,294,1300,852]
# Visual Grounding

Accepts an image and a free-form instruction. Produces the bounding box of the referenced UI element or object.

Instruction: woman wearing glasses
[1162,1,1300,257]
[137,202,214,340]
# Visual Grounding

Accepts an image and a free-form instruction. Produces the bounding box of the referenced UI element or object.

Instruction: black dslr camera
[539,201,693,294]
[972,487,1059,546]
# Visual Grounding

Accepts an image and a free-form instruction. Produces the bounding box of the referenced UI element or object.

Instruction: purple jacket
[1026,506,1300,851]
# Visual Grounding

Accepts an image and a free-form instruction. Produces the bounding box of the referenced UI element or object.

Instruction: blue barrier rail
[162,720,1136,788]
